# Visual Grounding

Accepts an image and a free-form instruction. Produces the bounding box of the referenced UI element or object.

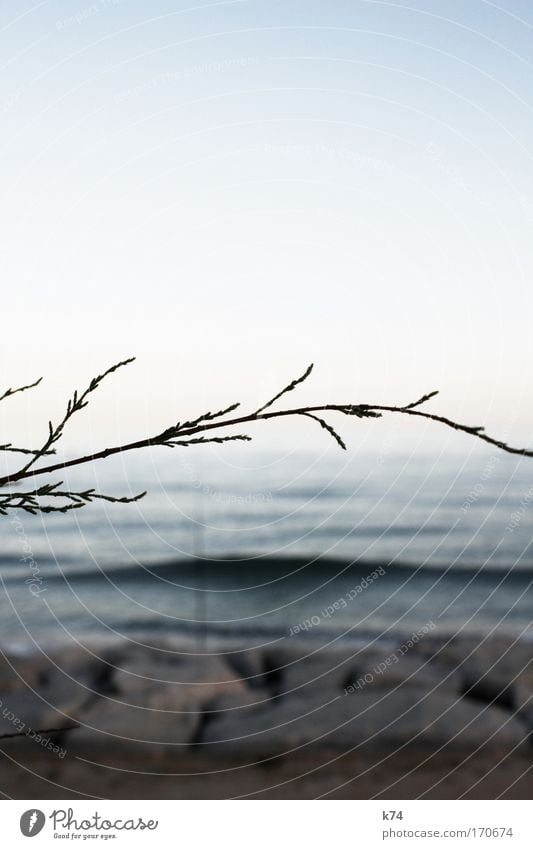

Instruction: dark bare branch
[0,444,55,456]
[0,724,79,740]
[0,376,42,404]
[1,360,531,515]
[254,363,314,415]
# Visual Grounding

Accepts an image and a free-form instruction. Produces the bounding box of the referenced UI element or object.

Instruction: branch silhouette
[1,358,531,514]
[0,724,79,740]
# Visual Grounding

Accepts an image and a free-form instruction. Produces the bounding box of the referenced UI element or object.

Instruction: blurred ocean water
[1,448,532,649]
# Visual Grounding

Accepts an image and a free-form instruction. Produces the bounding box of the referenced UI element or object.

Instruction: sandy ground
[1,747,532,800]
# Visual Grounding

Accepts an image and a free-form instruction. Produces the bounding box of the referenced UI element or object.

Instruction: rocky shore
[1,633,532,798]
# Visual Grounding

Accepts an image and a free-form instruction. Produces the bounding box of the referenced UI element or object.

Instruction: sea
[1,445,533,652]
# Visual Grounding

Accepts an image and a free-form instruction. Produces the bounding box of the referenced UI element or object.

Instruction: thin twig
[1,359,531,514]
[254,363,314,414]
[0,724,79,740]
[0,376,42,404]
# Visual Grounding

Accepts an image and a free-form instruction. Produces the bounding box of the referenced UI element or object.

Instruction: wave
[6,554,532,587]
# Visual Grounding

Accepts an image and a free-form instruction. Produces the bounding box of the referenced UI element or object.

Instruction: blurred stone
[346,651,460,695]
[202,688,528,755]
[0,652,42,692]
[0,688,73,741]
[67,648,251,754]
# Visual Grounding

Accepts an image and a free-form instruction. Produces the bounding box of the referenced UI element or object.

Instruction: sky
[2,0,533,459]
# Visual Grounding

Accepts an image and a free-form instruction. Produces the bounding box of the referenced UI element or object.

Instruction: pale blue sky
[2,0,533,456]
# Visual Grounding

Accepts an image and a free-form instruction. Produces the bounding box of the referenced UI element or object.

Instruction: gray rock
[67,649,251,753]
[33,645,123,716]
[408,635,533,713]
[223,649,268,689]
[0,689,73,738]
[422,636,532,682]
[257,646,362,698]
[201,687,528,755]
[69,692,199,753]
[110,652,248,707]
[344,651,460,695]
[0,652,42,692]
[202,688,273,714]
[254,645,459,699]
